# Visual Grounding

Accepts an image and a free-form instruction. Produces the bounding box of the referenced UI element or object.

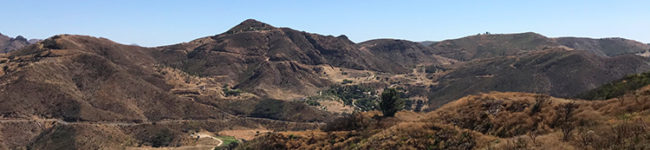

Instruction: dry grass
[239,85,650,149]
[218,129,271,141]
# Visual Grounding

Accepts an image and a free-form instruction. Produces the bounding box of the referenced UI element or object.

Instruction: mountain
[556,37,650,57]
[430,32,561,61]
[2,19,650,149]
[430,32,650,61]
[360,33,650,109]
[0,34,328,149]
[155,19,412,99]
[1,35,224,122]
[426,49,650,108]
[0,33,32,53]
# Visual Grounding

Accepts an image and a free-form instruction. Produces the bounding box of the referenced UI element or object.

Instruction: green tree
[379,88,404,117]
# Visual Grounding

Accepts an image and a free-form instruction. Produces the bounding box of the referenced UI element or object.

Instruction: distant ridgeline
[0,33,40,53]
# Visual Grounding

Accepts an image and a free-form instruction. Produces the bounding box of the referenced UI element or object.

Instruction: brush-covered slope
[430,90,650,149]
[557,37,650,57]
[360,39,457,68]
[426,49,650,108]
[0,33,334,121]
[577,71,650,100]
[0,34,333,149]
[430,32,650,61]
[0,34,226,122]
[3,19,650,149]
[241,87,650,149]
[156,19,408,99]
[430,32,560,61]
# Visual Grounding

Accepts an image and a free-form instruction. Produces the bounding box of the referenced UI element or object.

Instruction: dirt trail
[194,132,223,147]
[119,130,224,150]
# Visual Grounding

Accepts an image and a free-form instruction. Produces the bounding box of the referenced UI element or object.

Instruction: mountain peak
[241,19,267,25]
[13,35,27,41]
[225,19,276,34]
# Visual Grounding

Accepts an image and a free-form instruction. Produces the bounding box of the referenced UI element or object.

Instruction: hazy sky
[2,0,649,46]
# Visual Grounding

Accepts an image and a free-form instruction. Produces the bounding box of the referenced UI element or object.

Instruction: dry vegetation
[3,20,650,149]
[239,85,650,149]
[0,34,328,149]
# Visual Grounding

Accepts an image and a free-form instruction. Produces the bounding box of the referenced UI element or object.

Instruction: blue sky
[1,0,649,46]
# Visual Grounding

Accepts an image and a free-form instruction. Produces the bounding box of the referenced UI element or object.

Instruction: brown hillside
[430,32,560,61]
[241,86,650,149]
[2,19,650,149]
[430,32,650,61]
[0,35,224,122]
[156,19,409,99]
[0,34,332,149]
[360,39,457,69]
[557,37,650,57]
[426,49,650,108]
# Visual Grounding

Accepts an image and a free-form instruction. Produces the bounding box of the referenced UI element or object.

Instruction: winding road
[193,132,223,147]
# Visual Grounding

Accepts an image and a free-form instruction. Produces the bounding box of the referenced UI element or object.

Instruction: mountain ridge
[2,19,650,149]
[429,32,650,61]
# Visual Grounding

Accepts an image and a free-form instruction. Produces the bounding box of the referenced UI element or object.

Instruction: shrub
[304,99,321,106]
[323,85,374,106]
[214,136,239,150]
[414,100,424,112]
[424,65,447,73]
[341,79,353,84]
[151,128,174,147]
[321,112,368,131]
[222,85,242,97]
[379,88,404,117]
[529,94,549,115]
[502,137,528,150]
[250,99,284,120]
[403,100,413,110]
[556,102,578,141]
